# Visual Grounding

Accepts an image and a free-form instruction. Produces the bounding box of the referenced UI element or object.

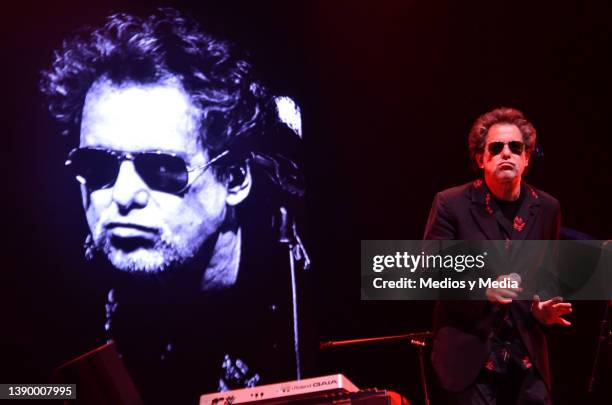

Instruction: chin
[106,249,171,273]
[93,230,193,273]
[494,170,517,181]
[102,241,192,273]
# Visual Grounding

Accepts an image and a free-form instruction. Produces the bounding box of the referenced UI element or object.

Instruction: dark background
[2,1,611,404]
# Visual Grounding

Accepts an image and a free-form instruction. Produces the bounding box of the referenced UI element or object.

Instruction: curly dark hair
[40,7,270,163]
[468,107,537,172]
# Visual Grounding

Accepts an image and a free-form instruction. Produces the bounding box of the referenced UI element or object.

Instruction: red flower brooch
[513,216,526,232]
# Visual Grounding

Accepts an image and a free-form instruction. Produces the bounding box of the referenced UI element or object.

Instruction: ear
[476,153,484,169]
[225,163,252,206]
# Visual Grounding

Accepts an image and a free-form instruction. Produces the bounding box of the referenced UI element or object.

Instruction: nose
[112,161,150,213]
[500,143,513,158]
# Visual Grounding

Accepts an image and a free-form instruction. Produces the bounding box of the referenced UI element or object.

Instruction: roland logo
[312,379,337,388]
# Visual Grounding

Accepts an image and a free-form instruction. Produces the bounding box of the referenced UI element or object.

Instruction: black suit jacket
[423,179,561,393]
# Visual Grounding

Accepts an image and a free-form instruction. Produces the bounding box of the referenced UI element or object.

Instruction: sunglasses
[486,141,525,156]
[65,147,229,194]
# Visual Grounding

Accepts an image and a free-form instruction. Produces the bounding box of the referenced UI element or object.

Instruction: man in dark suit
[424,107,572,404]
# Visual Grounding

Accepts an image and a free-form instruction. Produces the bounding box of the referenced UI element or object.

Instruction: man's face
[79,78,230,273]
[478,123,529,185]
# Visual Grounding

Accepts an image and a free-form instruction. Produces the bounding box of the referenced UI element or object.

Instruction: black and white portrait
[7,5,314,404]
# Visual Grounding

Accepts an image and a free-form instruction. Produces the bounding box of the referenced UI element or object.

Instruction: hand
[485,274,522,304]
[531,295,572,326]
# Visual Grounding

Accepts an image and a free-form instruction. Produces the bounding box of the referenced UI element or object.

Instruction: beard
[90,229,197,274]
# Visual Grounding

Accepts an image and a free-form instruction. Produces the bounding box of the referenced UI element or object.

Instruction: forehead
[80,78,202,156]
[485,123,523,143]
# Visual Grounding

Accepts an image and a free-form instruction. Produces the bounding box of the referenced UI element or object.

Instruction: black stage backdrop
[2,1,612,404]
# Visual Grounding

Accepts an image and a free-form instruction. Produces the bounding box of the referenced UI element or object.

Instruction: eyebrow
[79,145,192,159]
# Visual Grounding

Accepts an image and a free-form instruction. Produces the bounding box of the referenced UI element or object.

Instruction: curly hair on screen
[468,107,537,172]
[40,7,269,156]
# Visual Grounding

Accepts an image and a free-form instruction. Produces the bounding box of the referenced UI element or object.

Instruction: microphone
[508,273,522,287]
[277,206,293,245]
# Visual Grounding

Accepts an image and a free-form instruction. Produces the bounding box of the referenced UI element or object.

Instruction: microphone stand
[587,240,612,396]
[278,206,311,381]
[320,331,433,405]
[588,299,611,395]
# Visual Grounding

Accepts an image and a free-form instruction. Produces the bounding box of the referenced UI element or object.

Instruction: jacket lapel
[468,179,503,240]
[510,182,541,241]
